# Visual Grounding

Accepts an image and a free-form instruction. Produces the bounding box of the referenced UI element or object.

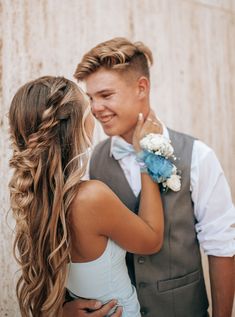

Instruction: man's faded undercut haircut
[74,37,153,81]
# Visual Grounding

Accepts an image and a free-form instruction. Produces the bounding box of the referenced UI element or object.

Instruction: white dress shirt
[110,127,235,257]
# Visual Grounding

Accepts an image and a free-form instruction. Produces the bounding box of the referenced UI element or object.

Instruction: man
[63,38,235,317]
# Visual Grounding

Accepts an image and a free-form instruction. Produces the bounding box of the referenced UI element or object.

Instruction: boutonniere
[137,133,181,192]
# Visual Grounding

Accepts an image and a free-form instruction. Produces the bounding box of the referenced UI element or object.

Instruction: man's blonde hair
[74,37,153,81]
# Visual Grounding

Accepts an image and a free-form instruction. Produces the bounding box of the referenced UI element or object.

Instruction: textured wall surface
[0,0,234,316]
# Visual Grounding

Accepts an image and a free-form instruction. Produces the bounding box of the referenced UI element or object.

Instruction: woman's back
[68,180,141,316]
[67,239,140,317]
[68,177,163,316]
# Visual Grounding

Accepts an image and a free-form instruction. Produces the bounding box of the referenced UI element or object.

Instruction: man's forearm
[208,255,235,317]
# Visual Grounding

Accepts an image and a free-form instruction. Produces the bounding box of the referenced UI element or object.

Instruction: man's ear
[137,76,150,99]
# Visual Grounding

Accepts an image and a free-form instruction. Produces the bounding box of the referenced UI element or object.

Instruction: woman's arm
[132,111,164,250]
[64,112,164,316]
[70,112,164,255]
[92,175,164,254]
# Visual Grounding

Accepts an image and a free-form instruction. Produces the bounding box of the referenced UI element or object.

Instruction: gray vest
[89,129,209,317]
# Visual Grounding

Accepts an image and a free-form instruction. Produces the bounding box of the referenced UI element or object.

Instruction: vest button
[139,282,147,288]
[138,256,145,264]
[140,307,149,315]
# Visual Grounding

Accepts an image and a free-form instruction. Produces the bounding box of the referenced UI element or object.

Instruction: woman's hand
[132,109,162,152]
[62,298,123,317]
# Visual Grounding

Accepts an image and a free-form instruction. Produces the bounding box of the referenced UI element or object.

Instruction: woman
[9,76,164,317]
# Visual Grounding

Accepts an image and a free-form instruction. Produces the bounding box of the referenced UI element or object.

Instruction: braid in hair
[9,76,90,316]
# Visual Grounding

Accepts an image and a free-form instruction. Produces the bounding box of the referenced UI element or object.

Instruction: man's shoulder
[167,128,197,163]
[167,127,197,143]
[90,138,112,176]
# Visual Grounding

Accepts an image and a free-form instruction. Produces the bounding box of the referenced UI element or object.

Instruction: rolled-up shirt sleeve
[191,140,235,256]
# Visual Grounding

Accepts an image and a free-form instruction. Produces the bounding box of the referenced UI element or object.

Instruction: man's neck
[119,130,134,144]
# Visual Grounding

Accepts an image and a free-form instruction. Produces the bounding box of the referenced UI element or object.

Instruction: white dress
[67,239,141,317]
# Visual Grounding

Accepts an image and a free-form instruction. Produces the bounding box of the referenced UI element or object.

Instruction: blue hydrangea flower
[140,150,174,183]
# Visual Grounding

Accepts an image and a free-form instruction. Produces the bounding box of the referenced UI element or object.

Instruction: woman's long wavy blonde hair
[8,76,91,316]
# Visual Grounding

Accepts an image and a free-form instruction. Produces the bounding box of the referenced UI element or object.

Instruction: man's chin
[103,131,116,137]
[102,128,134,143]
[101,126,116,137]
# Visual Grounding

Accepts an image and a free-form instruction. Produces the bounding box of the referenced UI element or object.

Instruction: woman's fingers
[132,113,144,152]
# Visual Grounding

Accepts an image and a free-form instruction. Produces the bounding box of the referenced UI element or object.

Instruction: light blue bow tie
[111,138,136,160]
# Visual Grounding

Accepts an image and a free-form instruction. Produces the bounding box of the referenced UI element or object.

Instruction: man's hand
[62,298,123,317]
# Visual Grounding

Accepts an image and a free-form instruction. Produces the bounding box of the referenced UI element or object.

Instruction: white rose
[140,134,161,151]
[161,143,174,157]
[140,133,174,157]
[166,174,181,192]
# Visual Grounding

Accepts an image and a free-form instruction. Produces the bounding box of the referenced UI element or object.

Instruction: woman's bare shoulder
[72,180,113,211]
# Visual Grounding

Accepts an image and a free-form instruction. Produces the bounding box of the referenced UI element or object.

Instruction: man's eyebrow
[87,89,115,97]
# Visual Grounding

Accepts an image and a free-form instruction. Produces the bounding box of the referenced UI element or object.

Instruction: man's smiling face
[85,68,147,143]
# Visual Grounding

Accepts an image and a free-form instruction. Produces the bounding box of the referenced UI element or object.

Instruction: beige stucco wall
[0,0,234,316]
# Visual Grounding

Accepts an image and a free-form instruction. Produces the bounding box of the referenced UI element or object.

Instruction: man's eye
[102,94,112,99]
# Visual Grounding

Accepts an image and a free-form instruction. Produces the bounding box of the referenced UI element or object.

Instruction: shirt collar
[110,122,169,157]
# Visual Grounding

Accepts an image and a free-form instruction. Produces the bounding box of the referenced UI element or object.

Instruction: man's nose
[91,100,105,114]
